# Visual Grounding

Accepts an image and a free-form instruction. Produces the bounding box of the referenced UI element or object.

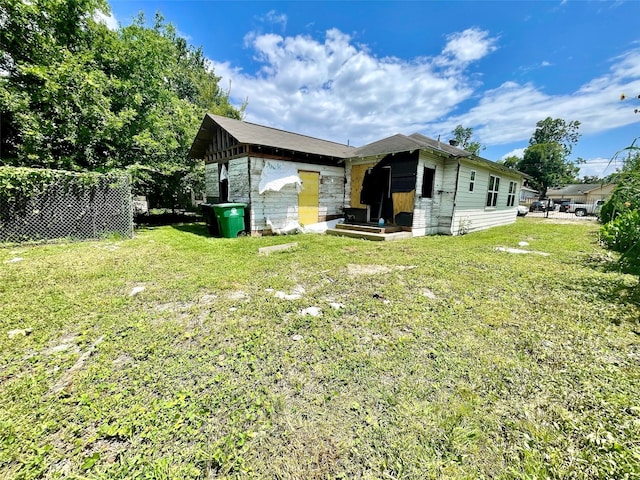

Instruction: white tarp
[258,160,302,194]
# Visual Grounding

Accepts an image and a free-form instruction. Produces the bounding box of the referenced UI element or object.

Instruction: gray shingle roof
[188,114,355,159]
[353,134,425,157]
[352,133,473,158]
[188,114,524,179]
[546,184,611,196]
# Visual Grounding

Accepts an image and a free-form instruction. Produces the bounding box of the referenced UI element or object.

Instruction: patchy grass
[1,219,639,479]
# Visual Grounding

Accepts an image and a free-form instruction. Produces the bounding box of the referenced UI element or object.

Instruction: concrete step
[326,227,412,242]
[335,223,403,234]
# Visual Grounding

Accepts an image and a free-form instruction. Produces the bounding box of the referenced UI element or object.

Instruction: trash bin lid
[212,203,247,208]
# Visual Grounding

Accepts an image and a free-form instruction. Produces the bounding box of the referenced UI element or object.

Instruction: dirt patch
[495,246,550,257]
[226,290,249,301]
[43,334,80,355]
[113,353,135,367]
[50,336,104,395]
[346,264,417,276]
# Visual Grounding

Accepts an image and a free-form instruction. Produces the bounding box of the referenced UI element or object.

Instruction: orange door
[350,163,376,208]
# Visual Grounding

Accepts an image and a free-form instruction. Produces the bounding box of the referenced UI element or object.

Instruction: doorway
[298,171,319,225]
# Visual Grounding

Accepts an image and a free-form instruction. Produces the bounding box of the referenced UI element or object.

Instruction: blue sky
[105,1,640,178]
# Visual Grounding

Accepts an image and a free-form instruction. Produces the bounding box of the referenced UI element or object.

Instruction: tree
[580,175,604,184]
[500,155,521,169]
[0,5,242,208]
[451,125,485,156]
[529,117,581,156]
[516,117,582,197]
[600,147,640,224]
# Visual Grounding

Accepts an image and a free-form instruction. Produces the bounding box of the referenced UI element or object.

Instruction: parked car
[529,199,556,212]
[570,200,605,217]
[558,200,573,213]
[517,205,528,216]
[529,201,547,212]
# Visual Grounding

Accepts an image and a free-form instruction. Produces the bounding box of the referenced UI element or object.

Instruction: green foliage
[450,124,485,156]
[0,166,124,202]
[529,117,581,157]
[517,143,580,196]
[600,152,640,224]
[516,118,582,196]
[0,4,241,208]
[0,166,128,227]
[600,209,640,267]
[501,155,521,168]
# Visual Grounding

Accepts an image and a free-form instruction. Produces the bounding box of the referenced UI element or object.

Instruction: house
[519,184,539,203]
[188,114,354,233]
[342,133,524,236]
[546,183,616,204]
[188,114,525,237]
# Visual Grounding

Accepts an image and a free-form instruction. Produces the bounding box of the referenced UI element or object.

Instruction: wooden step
[335,223,402,234]
[326,227,412,242]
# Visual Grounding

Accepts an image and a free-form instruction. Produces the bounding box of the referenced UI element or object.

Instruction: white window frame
[486,175,500,208]
[469,170,476,192]
[507,181,517,207]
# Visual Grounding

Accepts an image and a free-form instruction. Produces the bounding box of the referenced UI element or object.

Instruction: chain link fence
[0,173,133,243]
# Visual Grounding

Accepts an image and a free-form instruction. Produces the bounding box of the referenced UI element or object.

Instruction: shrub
[600,209,640,266]
[600,176,640,223]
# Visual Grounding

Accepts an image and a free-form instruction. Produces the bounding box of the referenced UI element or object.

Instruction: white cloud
[258,10,287,30]
[211,25,640,153]
[440,28,498,65]
[501,148,526,160]
[214,27,496,145]
[436,48,640,147]
[579,157,617,178]
[94,9,118,31]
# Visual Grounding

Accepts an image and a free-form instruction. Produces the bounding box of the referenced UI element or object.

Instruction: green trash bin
[212,203,247,238]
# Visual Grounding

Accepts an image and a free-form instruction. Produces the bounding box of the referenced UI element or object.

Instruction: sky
[105,1,640,178]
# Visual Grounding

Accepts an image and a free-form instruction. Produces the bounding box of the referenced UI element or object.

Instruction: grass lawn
[1,218,639,479]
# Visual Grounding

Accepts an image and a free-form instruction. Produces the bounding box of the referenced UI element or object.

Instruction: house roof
[188,114,524,179]
[546,183,615,196]
[188,114,355,160]
[352,133,470,158]
[353,132,523,177]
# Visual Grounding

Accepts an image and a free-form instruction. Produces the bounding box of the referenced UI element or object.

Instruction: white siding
[204,163,219,198]
[248,157,344,232]
[228,157,251,204]
[451,160,521,235]
[412,152,447,237]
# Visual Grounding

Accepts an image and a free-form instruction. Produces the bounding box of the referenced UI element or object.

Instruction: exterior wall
[204,163,219,199]
[227,157,251,204]
[451,160,520,235]
[520,187,538,203]
[412,152,447,237]
[248,157,344,232]
[586,184,615,203]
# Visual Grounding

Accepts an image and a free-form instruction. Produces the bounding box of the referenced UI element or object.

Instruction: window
[422,167,435,198]
[507,181,517,206]
[469,170,476,192]
[486,175,500,207]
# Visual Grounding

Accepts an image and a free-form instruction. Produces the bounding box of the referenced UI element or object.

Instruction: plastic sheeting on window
[258,160,302,194]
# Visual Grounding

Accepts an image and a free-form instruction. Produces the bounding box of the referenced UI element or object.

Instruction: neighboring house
[519,184,539,203]
[188,114,524,236]
[546,183,616,203]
